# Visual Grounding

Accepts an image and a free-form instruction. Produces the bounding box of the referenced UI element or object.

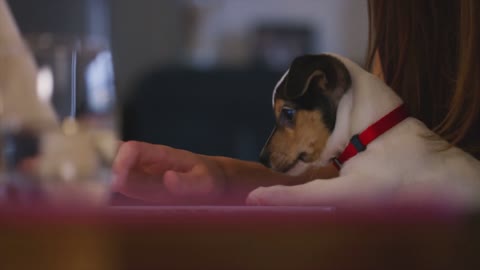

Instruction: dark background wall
[8,0,110,37]
[7,0,368,161]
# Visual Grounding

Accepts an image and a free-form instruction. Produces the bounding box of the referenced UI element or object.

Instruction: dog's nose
[259,151,271,168]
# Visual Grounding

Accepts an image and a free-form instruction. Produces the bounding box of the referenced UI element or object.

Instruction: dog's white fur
[247,54,480,208]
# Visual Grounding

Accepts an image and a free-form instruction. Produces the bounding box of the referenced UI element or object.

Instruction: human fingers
[113,141,196,180]
[112,141,141,191]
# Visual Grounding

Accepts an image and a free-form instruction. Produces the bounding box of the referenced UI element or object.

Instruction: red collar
[332,104,409,170]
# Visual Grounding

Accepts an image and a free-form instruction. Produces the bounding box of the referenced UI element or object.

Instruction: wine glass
[0,33,118,206]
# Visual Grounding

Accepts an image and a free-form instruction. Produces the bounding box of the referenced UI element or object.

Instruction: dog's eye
[280,107,296,126]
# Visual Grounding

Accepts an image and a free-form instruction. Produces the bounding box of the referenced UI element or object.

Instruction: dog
[247,54,480,208]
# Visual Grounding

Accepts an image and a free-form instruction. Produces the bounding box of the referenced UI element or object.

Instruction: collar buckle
[332,157,343,170]
[350,134,366,153]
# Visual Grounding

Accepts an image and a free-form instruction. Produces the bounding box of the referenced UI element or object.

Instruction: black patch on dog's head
[275,55,351,131]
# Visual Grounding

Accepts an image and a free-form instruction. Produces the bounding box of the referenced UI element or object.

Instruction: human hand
[112,141,226,204]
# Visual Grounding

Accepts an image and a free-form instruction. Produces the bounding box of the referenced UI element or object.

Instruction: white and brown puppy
[248,54,480,208]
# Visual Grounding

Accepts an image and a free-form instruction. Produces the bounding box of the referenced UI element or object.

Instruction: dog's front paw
[246,185,294,206]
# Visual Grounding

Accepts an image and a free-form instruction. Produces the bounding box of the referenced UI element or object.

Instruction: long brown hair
[366,0,480,158]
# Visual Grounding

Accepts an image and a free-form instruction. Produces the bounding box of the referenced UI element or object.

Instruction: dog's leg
[246,175,392,206]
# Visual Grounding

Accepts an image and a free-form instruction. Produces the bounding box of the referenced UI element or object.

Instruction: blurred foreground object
[0,206,479,270]
[0,0,118,206]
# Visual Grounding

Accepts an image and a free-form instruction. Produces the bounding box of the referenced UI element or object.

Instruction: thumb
[163,168,215,197]
[163,170,189,196]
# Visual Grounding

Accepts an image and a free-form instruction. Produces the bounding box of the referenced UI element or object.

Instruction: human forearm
[112,141,338,205]
[210,156,338,200]
[214,157,296,188]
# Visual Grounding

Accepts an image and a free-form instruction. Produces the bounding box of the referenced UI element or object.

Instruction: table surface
[0,204,479,270]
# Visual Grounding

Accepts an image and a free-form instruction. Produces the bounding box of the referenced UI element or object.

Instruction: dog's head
[260,54,351,174]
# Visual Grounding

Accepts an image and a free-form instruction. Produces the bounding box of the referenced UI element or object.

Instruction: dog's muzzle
[259,149,271,168]
[259,127,277,168]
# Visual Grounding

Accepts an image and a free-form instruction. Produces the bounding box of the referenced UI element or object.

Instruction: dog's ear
[283,55,351,100]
